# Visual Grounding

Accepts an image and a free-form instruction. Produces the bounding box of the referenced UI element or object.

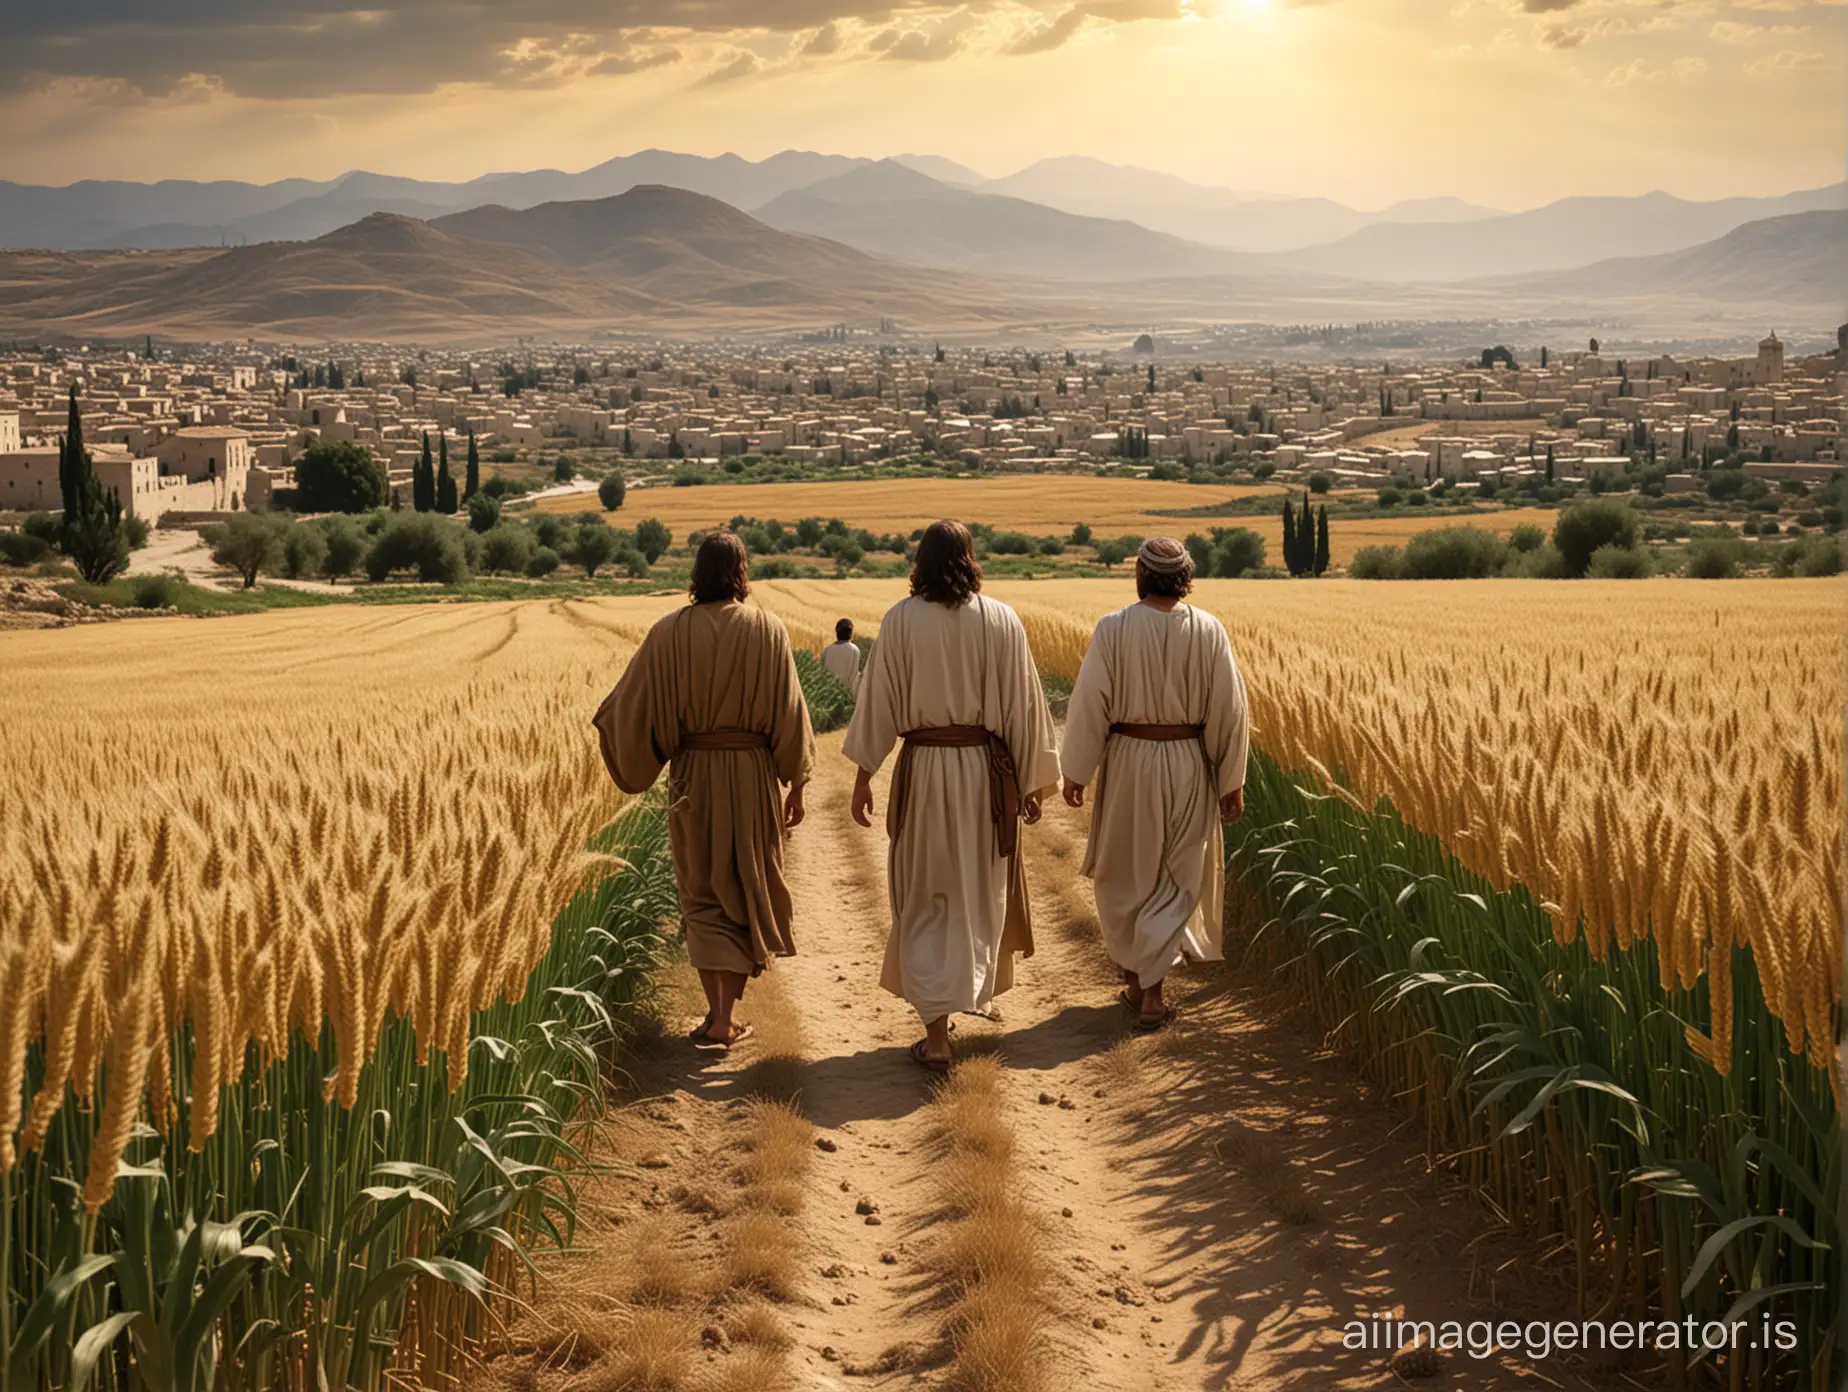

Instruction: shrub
[21,512,60,545]
[753,557,798,580]
[571,523,620,578]
[209,513,283,589]
[635,518,671,564]
[131,573,175,609]
[1070,522,1092,546]
[1211,528,1266,578]
[1553,499,1639,577]
[1507,523,1546,553]
[1506,544,1569,579]
[279,520,328,579]
[1586,545,1652,579]
[1376,487,1402,508]
[1095,539,1134,567]
[1684,539,1742,579]
[320,518,367,580]
[598,472,626,511]
[1038,537,1065,556]
[1772,535,1843,578]
[1307,472,1332,494]
[480,526,535,575]
[466,492,501,533]
[1252,461,1276,479]
[1406,491,1428,507]
[0,530,50,567]
[1349,545,1403,580]
[524,546,560,578]
[552,456,575,482]
[123,515,150,550]
[990,532,1035,555]
[1399,527,1506,579]
[293,440,387,513]
[365,513,470,583]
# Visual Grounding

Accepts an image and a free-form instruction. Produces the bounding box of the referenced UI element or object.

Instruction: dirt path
[479,734,1625,1392]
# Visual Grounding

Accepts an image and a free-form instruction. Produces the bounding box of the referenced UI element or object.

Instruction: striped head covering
[1137,535,1192,575]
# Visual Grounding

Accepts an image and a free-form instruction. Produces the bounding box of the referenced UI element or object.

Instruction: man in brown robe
[594,531,815,1048]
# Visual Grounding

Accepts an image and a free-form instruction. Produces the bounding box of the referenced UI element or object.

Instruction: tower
[1755,330,1784,386]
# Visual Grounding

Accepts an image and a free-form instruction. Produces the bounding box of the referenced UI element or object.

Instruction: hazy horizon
[3,0,1843,207]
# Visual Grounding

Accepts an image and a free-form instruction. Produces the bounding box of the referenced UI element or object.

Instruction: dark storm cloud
[0,0,936,98]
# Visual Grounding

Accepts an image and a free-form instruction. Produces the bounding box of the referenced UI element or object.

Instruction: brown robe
[593,601,815,976]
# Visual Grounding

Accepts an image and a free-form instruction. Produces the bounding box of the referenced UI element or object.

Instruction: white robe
[820,640,862,694]
[843,595,1061,1021]
[1060,602,1250,986]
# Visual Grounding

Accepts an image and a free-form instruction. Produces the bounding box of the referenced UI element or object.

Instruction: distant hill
[754,159,1235,279]
[1487,209,1848,308]
[0,193,1022,339]
[1275,184,1848,281]
[433,185,987,313]
[3,150,874,251]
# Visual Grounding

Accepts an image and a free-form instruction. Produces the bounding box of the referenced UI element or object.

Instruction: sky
[1,0,1842,208]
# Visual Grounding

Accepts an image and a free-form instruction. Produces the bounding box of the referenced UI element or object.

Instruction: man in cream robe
[845,546,1060,1070]
[1061,537,1249,1030]
[594,582,814,1047]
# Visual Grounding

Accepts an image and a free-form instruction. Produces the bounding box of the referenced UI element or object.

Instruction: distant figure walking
[1060,536,1249,1031]
[594,531,815,1049]
[821,619,863,695]
[845,520,1060,1072]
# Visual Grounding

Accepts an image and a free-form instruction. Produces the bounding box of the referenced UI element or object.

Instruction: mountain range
[0,177,1835,344]
[5,148,1839,288]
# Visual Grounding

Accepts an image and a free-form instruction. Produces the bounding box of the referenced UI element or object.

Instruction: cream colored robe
[843,595,1061,1022]
[593,601,815,977]
[1061,602,1250,986]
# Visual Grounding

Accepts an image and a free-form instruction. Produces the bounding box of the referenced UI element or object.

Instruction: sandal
[909,1039,951,1074]
[1133,1008,1174,1034]
[1116,988,1144,1012]
[687,1012,714,1043]
[694,1022,754,1052]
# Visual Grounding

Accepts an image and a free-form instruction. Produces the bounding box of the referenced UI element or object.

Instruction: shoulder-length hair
[910,520,982,606]
[1136,558,1194,601]
[690,530,750,604]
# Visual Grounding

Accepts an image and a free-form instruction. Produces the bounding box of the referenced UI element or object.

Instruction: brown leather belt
[898,723,1021,859]
[1110,722,1204,741]
[678,729,772,752]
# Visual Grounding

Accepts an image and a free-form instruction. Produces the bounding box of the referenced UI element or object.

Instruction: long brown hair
[910,520,982,606]
[689,530,750,604]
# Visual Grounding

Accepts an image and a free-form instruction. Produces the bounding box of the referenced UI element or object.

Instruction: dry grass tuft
[723,1212,804,1299]
[621,1218,703,1306]
[931,1207,1043,1294]
[1213,1118,1321,1226]
[568,1307,700,1392]
[692,1345,795,1392]
[722,1299,792,1351]
[943,1284,1050,1392]
[514,1291,630,1370]
[736,1099,813,1216]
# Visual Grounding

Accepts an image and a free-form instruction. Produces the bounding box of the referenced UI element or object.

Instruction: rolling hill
[1276,183,1848,281]
[1487,208,1848,308]
[753,159,1236,279]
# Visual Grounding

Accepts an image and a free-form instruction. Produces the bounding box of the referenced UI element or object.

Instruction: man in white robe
[1061,536,1250,1030]
[820,619,863,695]
[845,521,1061,1070]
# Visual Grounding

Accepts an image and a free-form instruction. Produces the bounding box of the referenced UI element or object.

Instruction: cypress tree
[1545,444,1555,483]
[1300,493,1313,561]
[414,432,433,512]
[58,386,84,525]
[436,433,457,514]
[1314,505,1329,577]
[464,428,480,501]
[1281,500,1298,576]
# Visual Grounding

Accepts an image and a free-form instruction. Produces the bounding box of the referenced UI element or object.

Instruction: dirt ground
[472,735,1638,1392]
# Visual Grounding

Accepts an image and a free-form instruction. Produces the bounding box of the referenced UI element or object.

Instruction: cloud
[882,27,965,60]
[1519,0,1580,12]
[1710,20,1807,43]
[696,51,762,85]
[1540,23,1583,46]
[802,22,843,55]
[0,0,942,99]
[1603,57,1659,86]
[1008,7,1090,53]
[1746,47,1830,73]
[588,47,682,76]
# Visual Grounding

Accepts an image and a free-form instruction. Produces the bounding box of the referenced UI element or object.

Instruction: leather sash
[677,728,772,752]
[1109,722,1204,741]
[898,724,1021,859]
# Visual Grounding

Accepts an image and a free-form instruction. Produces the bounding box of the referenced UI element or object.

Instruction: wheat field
[539,475,1286,537]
